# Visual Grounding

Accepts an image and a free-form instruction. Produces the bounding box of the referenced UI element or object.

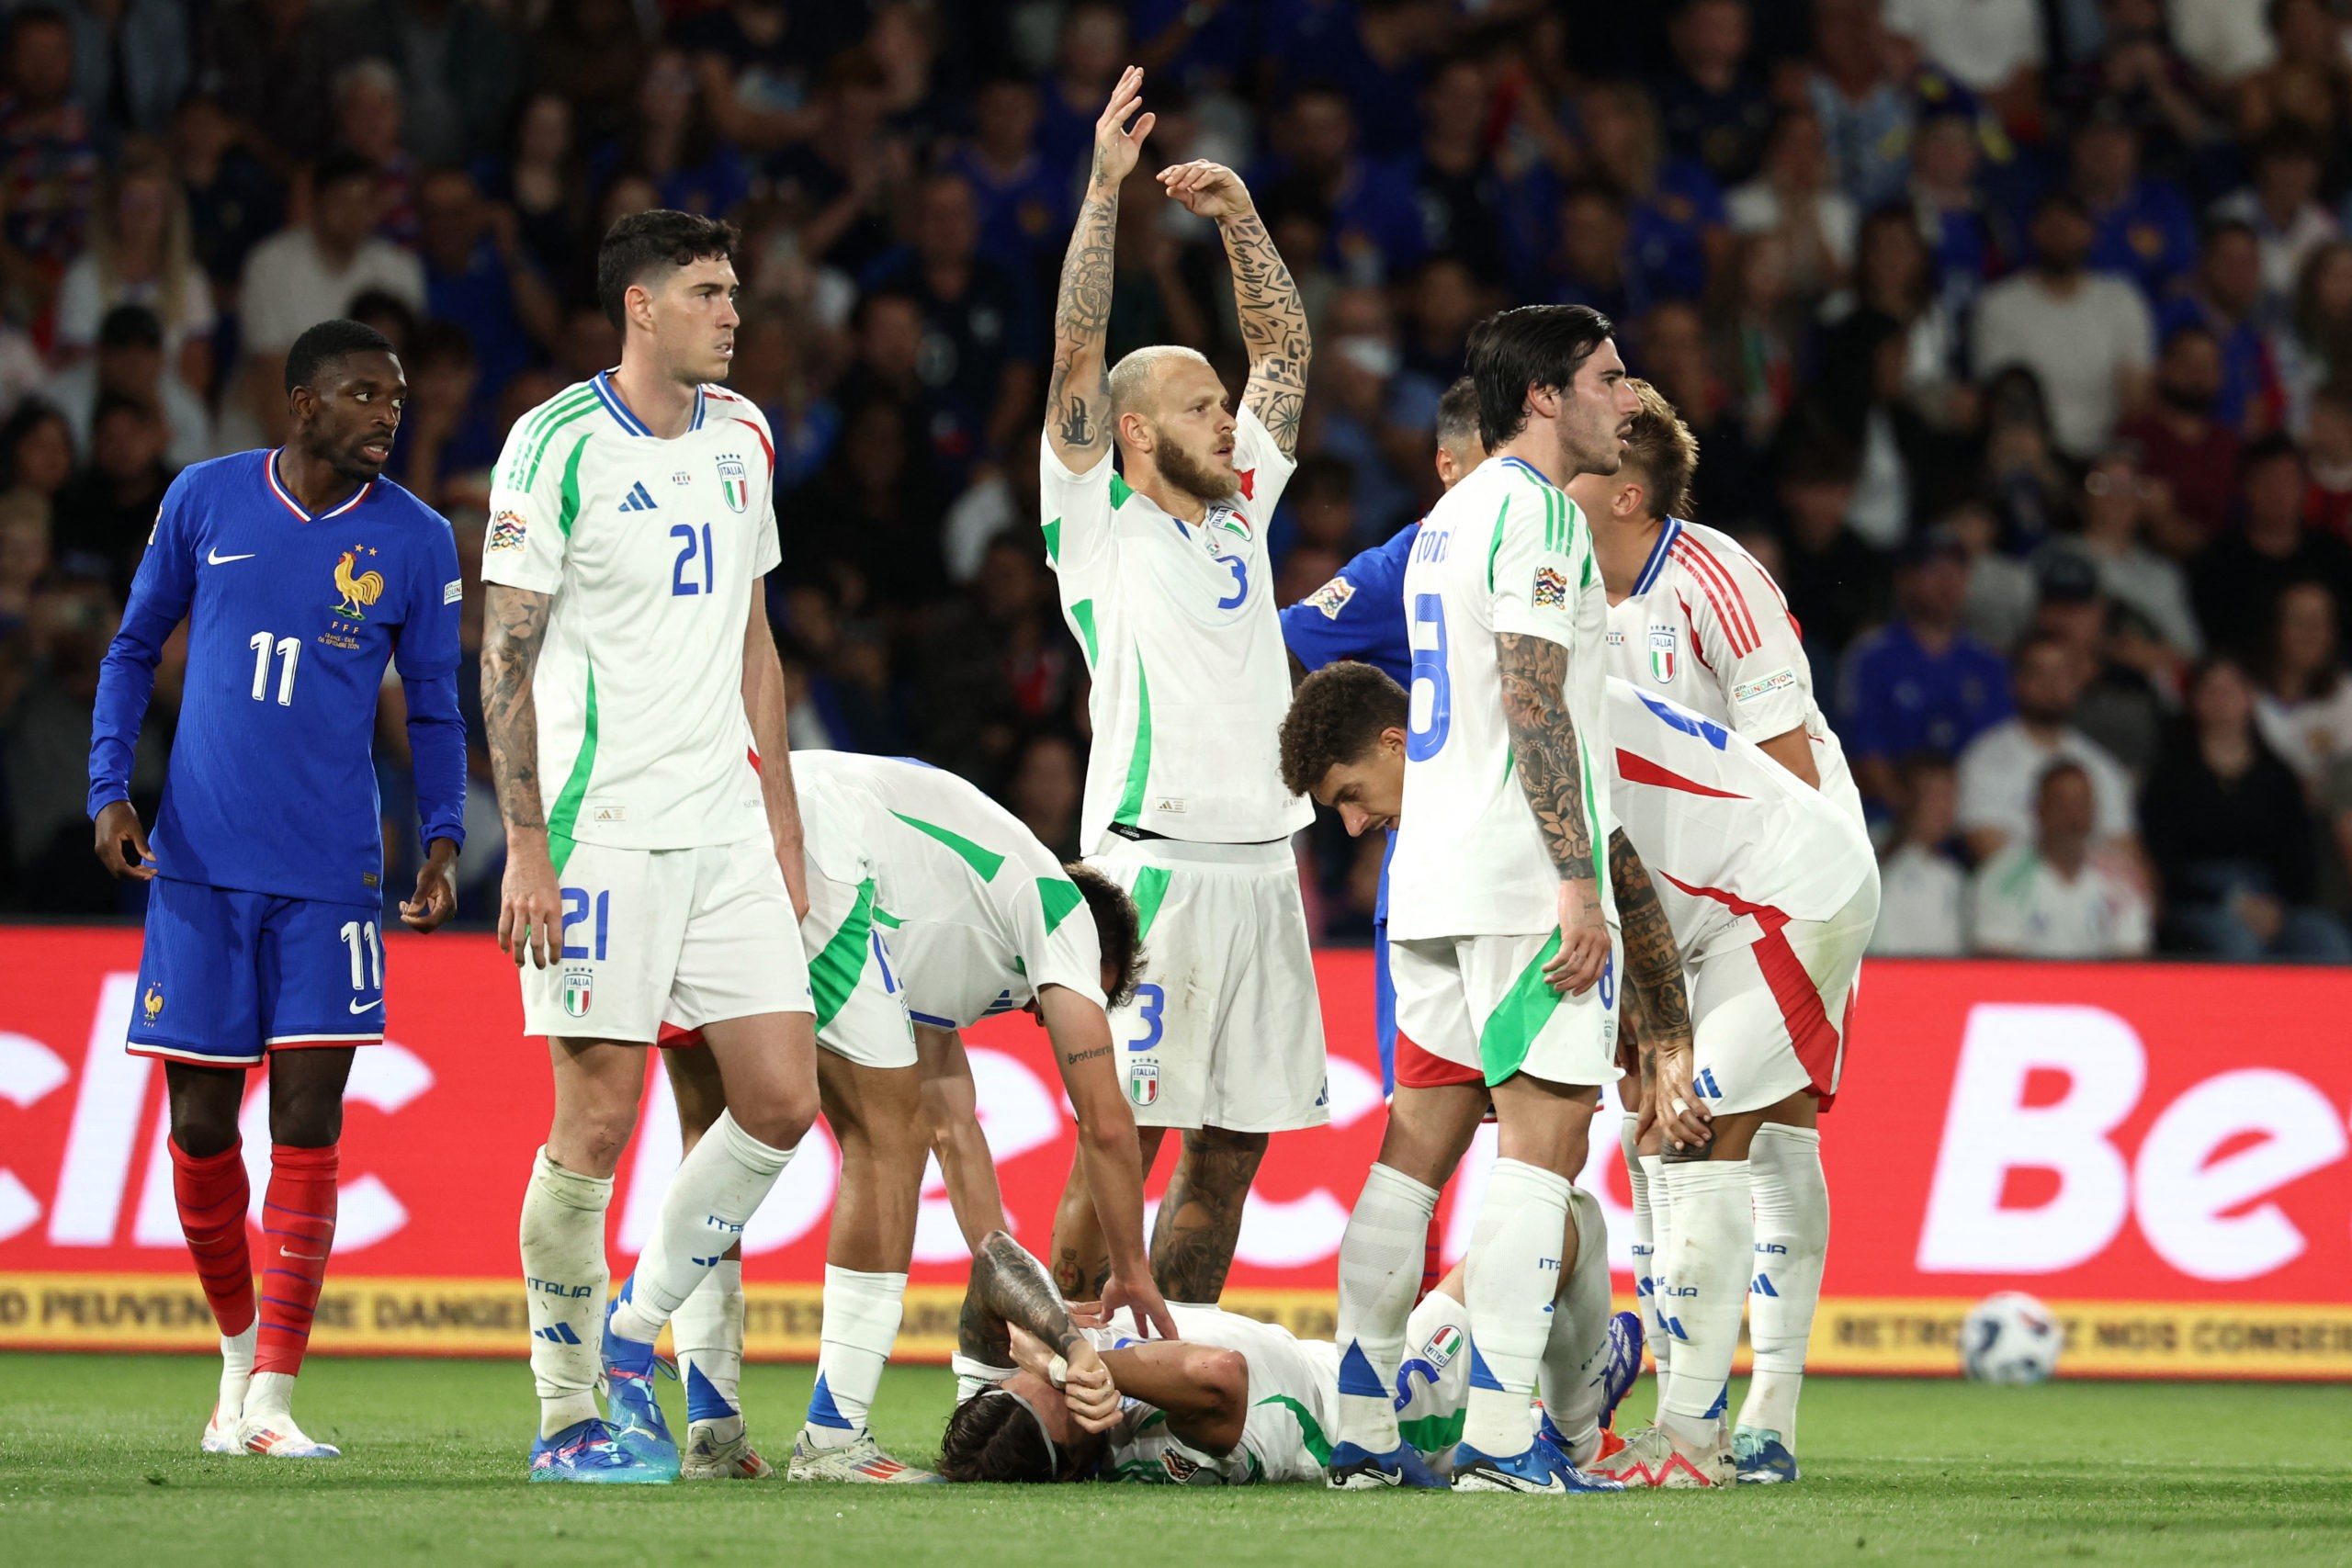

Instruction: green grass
[1,1356,2347,1566]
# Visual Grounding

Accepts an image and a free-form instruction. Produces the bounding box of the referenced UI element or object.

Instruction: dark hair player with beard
[87,318,466,1460]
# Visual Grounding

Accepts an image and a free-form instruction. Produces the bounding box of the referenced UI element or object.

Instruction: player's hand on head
[1100,1268,1180,1341]
[497,840,563,969]
[1650,1046,1713,1155]
[91,800,156,881]
[1092,66,1155,186]
[1544,877,1610,995]
[1157,160,1250,221]
[1061,1342,1122,1433]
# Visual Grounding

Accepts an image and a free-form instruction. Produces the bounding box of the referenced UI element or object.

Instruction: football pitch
[2,1356,2347,1567]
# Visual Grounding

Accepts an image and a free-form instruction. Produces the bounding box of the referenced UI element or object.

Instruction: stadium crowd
[3,0,2351,964]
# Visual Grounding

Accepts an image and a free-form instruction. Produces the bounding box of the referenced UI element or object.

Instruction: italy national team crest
[716,455,749,513]
[1649,626,1678,683]
[562,966,594,1018]
[1425,1323,1463,1368]
[1128,1062,1159,1108]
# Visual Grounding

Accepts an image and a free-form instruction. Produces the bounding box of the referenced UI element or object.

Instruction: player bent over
[934,1226,1639,1486]
[1283,663,1877,1485]
[89,320,466,1457]
[660,750,1173,1480]
[484,211,819,1483]
[1038,70,1323,1306]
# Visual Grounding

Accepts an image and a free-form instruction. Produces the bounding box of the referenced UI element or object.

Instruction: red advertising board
[2,928,2346,1376]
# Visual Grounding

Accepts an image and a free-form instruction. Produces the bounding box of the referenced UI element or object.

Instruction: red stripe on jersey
[1676,592,1716,673]
[1617,748,1749,799]
[1238,468,1256,501]
[1673,548,1748,660]
[731,416,775,475]
[1655,872,1841,1094]
[1672,537,1759,655]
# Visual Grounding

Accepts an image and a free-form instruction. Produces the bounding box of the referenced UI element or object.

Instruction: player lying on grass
[934,1226,1640,1486]
[89,317,465,1459]
[659,751,1172,1481]
[1282,663,1879,1487]
[1572,380,1860,1481]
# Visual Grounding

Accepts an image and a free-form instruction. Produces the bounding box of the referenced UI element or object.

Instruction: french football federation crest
[562,966,594,1018]
[142,984,164,1023]
[716,455,749,513]
[1128,1062,1159,1108]
[1649,625,1678,683]
[333,545,384,621]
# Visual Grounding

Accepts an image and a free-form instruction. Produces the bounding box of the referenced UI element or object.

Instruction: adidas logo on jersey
[616,481,660,513]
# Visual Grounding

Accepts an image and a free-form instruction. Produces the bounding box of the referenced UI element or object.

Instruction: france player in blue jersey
[1277,378,1482,1094]
[87,319,465,1461]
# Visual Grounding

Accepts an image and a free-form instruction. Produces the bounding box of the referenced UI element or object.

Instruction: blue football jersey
[90,450,465,905]
[1278,521,1416,686]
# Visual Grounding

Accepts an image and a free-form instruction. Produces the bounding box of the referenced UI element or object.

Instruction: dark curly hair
[1278,660,1409,798]
[597,209,739,329]
[1067,862,1145,1010]
[937,1390,1063,1483]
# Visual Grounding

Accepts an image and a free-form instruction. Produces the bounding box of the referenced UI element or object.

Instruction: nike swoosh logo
[207,548,256,565]
[350,998,383,1014]
[279,1246,328,1261]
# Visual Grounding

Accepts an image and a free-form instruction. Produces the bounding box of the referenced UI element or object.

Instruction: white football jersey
[1098,1304,1340,1485]
[1603,516,1861,825]
[793,750,1105,1027]
[1041,406,1307,851]
[1606,678,1876,960]
[1389,454,1618,941]
[481,374,780,858]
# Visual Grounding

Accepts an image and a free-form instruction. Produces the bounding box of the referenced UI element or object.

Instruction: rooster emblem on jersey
[142,984,164,1022]
[333,546,385,621]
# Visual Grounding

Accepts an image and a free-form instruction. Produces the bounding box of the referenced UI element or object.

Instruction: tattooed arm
[1498,630,1610,993]
[1046,67,1156,472]
[1607,827,1712,1155]
[1040,985,1178,1338]
[481,583,563,970]
[960,1229,1123,1432]
[1160,159,1310,457]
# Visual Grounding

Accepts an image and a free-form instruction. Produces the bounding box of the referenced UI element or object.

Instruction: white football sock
[675,1259,746,1443]
[519,1146,609,1438]
[1461,1158,1571,1458]
[610,1111,795,1344]
[803,1265,907,1448]
[1640,1151,1673,1407]
[217,1322,256,1426]
[1657,1159,1749,1447]
[1538,1187,1613,1465]
[1737,1124,1827,1450]
[1334,1162,1440,1455]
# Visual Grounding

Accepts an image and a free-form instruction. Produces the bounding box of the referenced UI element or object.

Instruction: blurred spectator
[1979,366,2075,547]
[340,0,519,170]
[2053,0,2213,181]
[1947,499,2037,653]
[1805,0,1915,209]
[1399,58,1520,290]
[1292,0,1451,163]
[331,59,417,249]
[1725,107,1855,306]
[2252,580,2352,793]
[2233,0,2352,144]
[0,6,97,299]
[2304,380,2352,540]
[1268,83,1419,287]
[416,165,558,452]
[1957,631,2142,862]
[1548,184,1641,321]
[1004,730,1083,863]
[1973,192,2154,459]
[1629,299,1757,525]
[729,301,839,496]
[532,0,650,151]
[784,396,947,619]
[603,46,752,222]
[2115,321,2239,549]
[168,93,283,300]
[2172,0,2278,88]
[1883,0,2042,115]
[1828,205,1965,424]
[2143,658,2351,959]
[915,533,1073,789]
[1390,257,1477,434]
[477,92,586,286]
[947,74,1069,287]
[1036,2,1127,187]
[54,145,216,393]
[48,304,211,472]
[0,489,45,635]
[1715,231,1804,448]
[769,49,905,279]
[2029,548,2169,782]
[2193,435,2352,658]
[1773,436,1888,663]
[1306,286,1420,540]
[1841,526,2012,806]
[681,0,833,156]
[237,151,424,437]
[345,288,419,363]
[2072,106,2197,303]
[54,0,187,143]
[1905,108,2000,326]
[941,428,1042,586]
[0,398,74,504]
[385,320,478,509]
[1869,749,1969,956]
[1574,81,1725,307]
[2042,444,2204,660]
[2211,127,2338,309]
[205,0,337,181]
[1657,0,1776,189]
[1811,306,1973,547]
[2283,242,2352,429]
[51,392,168,593]
[1970,759,2154,958]
[2155,219,2282,436]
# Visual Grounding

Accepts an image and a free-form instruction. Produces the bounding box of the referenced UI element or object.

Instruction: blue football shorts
[126,876,387,1066]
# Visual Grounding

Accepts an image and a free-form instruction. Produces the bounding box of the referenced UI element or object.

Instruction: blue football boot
[1734,1426,1801,1484]
[1327,1440,1450,1490]
[529,1417,670,1483]
[602,1290,681,1481]
[1451,1432,1625,1495]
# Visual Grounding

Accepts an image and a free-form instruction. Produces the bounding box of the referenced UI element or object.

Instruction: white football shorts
[1391,928,1623,1090]
[800,858,915,1069]
[1685,875,1877,1116]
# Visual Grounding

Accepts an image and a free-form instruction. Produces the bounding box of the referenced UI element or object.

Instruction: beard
[1152,426,1239,506]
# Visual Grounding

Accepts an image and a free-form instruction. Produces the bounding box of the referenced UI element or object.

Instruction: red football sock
[170,1138,254,1337]
[255,1143,339,1377]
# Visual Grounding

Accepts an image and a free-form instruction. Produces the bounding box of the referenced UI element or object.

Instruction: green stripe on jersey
[808,876,878,1031]
[1070,599,1100,666]
[1109,472,1135,510]
[1042,516,1061,562]
[1113,657,1153,829]
[891,811,1006,881]
[546,660,599,876]
[1478,931,1565,1087]
[1486,496,1510,592]
[1129,865,1173,942]
[555,434,593,535]
[1037,876,1083,935]
[508,389,596,490]
[1257,1394,1333,1467]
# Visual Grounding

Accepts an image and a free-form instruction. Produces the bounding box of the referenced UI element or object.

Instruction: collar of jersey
[592,369,706,438]
[1498,454,1555,489]
[265,448,373,523]
[1631,515,1684,597]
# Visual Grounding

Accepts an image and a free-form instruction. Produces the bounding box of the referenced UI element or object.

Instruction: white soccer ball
[1960,1292,2064,1384]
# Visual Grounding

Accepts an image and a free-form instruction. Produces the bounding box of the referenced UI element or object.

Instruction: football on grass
[1961,1292,2064,1384]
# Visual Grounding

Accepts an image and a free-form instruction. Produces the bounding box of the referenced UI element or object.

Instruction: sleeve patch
[487,510,527,554]
[1732,667,1799,705]
[1531,564,1570,609]
[1303,575,1355,618]
[443,579,463,604]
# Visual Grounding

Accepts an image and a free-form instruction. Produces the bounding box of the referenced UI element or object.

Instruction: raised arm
[1603,828,1708,1154]
[1045,66,1156,473]
[481,582,562,969]
[1160,160,1309,456]
[741,581,809,919]
[1498,630,1607,992]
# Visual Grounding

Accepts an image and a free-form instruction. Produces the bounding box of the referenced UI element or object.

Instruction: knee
[731,1089,819,1154]
[559,1101,640,1177]
[171,1105,241,1159]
